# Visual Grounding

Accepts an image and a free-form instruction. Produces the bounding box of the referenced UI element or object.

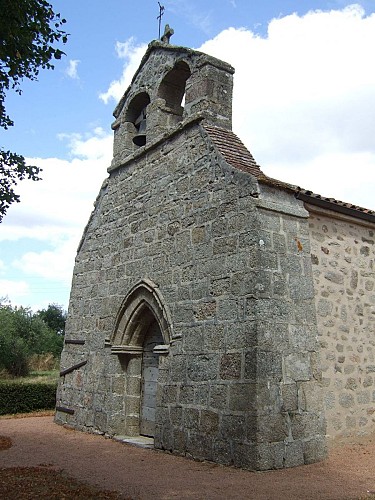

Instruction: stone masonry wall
[57,121,265,457]
[55,41,327,470]
[252,185,327,468]
[157,179,326,470]
[57,123,222,432]
[309,207,375,442]
[56,123,326,469]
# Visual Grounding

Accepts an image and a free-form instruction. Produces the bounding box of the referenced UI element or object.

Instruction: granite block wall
[56,123,326,469]
[55,41,327,470]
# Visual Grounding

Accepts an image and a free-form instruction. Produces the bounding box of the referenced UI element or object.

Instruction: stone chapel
[55,36,375,471]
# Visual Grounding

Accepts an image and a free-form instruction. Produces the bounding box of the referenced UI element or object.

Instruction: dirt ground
[1,415,375,499]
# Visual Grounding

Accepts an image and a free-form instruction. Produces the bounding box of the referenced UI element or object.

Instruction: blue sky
[1,0,375,312]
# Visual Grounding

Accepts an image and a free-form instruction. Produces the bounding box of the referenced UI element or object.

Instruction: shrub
[0,334,29,377]
[0,382,56,415]
[28,353,59,372]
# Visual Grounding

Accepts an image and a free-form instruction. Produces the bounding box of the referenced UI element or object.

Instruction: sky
[1,0,375,312]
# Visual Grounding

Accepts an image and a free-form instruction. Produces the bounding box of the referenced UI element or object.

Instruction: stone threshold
[114,435,154,449]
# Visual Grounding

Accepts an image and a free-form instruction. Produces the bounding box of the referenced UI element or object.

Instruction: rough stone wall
[57,123,224,434]
[55,42,326,470]
[309,207,375,441]
[250,184,327,468]
[156,180,326,470]
[56,128,326,469]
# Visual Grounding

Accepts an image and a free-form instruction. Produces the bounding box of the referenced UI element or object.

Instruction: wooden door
[140,321,162,437]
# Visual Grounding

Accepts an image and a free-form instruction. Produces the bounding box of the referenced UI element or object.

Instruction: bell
[133,109,147,146]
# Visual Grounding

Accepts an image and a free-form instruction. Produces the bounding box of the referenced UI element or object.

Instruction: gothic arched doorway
[110,280,172,439]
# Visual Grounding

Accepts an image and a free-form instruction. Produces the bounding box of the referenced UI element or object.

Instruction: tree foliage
[0,0,68,221]
[0,149,41,221]
[37,303,67,335]
[0,301,66,377]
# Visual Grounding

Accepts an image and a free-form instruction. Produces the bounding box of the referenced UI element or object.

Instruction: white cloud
[58,127,112,161]
[1,154,108,236]
[0,129,111,301]
[12,238,78,284]
[99,38,147,104]
[266,151,375,210]
[0,280,30,300]
[198,4,375,209]
[65,59,80,80]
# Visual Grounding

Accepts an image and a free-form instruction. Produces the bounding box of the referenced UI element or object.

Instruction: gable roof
[203,124,375,224]
[260,175,375,223]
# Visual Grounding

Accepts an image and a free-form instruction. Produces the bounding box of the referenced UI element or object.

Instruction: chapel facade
[55,37,375,470]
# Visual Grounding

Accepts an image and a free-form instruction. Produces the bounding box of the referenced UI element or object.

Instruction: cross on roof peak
[161,24,174,44]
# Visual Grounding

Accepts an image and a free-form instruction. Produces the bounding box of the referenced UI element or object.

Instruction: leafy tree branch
[0,0,68,221]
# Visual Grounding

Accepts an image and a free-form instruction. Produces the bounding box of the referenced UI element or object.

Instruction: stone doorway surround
[109,280,172,439]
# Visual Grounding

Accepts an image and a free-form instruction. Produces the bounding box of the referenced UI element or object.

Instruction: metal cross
[157,2,165,39]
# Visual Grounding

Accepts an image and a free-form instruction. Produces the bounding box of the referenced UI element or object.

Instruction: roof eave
[296,191,375,224]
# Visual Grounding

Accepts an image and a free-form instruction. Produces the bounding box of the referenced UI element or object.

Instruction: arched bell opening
[125,92,151,148]
[157,61,191,121]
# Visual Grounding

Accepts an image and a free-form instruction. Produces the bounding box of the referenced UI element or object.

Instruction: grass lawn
[0,370,59,385]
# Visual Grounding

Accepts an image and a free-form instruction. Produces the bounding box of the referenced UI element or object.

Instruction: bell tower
[110,30,234,170]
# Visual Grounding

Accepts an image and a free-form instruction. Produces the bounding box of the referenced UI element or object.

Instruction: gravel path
[1,416,375,499]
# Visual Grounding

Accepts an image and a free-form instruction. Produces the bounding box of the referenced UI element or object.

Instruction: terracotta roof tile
[202,124,375,223]
[296,188,375,218]
[203,125,264,178]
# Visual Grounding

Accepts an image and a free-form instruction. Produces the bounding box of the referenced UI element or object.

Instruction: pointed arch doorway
[110,280,172,439]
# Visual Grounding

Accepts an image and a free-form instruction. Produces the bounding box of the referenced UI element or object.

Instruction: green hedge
[0,382,57,415]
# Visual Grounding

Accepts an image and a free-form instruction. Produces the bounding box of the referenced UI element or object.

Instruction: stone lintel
[111,345,143,355]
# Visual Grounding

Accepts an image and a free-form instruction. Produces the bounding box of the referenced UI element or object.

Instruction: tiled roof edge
[295,189,375,223]
[258,175,375,223]
[202,124,264,178]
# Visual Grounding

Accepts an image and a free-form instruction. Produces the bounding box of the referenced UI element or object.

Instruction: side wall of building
[158,181,326,470]
[309,207,375,442]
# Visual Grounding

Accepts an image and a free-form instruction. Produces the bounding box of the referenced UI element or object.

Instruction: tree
[0,301,65,377]
[0,304,31,376]
[37,303,67,336]
[0,0,68,221]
